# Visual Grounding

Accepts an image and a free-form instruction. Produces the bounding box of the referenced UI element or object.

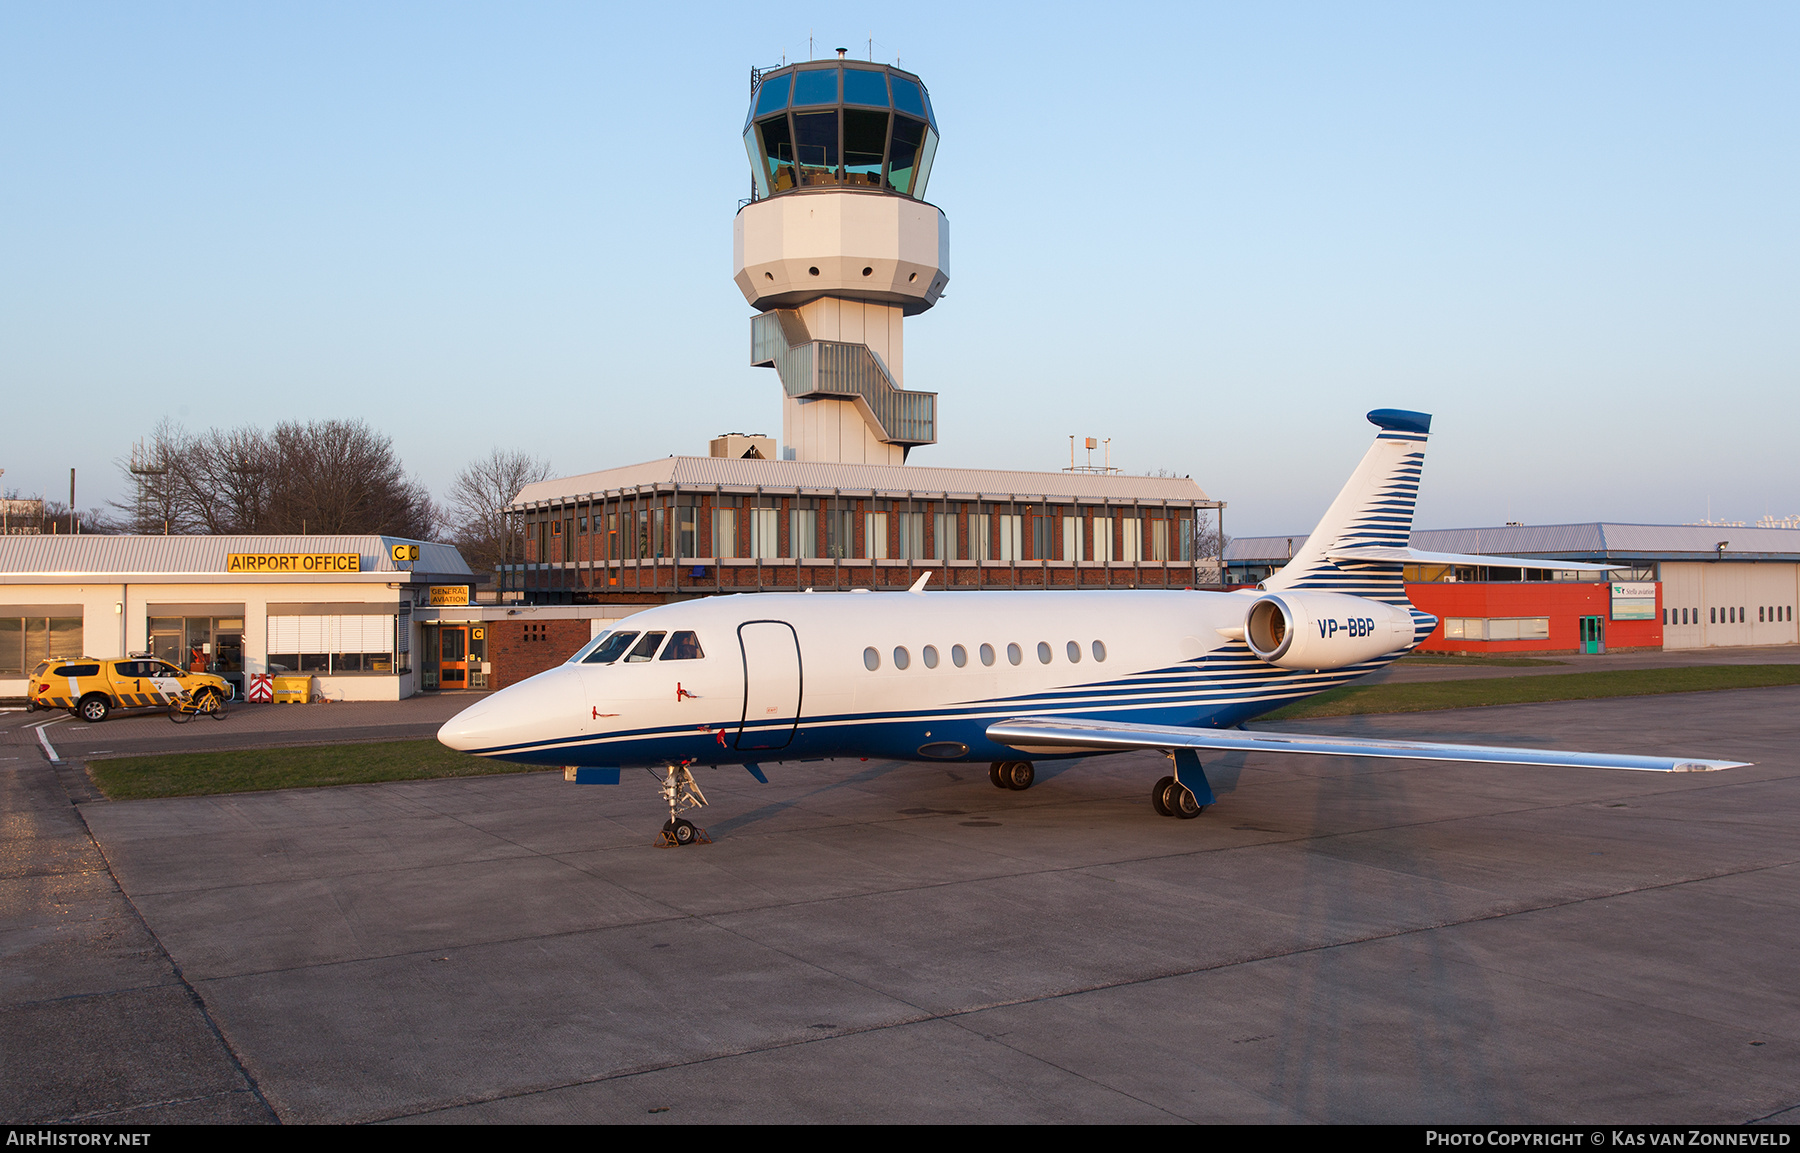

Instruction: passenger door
[736,621,801,750]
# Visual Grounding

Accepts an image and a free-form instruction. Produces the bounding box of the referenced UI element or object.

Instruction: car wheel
[78,695,110,723]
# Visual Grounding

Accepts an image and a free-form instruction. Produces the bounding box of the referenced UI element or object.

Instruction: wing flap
[984,716,1749,773]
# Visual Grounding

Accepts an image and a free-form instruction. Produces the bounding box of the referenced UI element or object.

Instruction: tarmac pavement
[2,679,1795,1124]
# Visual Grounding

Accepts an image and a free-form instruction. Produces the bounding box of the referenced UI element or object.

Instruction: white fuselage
[437,588,1420,770]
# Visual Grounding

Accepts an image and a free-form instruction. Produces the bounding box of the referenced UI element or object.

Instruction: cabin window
[979,643,995,667]
[1066,641,1081,663]
[864,647,880,671]
[625,632,667,662]
[922,645,939,669]
[1092,640,1107,662]
[951,644,967,668]
[893,646,910,670]
[660,631,705,660]
[1006,643,1022,666]
[583,631,638,664]
[1036,642,1052,664]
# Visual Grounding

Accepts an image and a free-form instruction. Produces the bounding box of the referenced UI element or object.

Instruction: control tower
[733,54,947,464]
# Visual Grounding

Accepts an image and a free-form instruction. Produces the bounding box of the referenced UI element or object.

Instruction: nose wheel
[655,764,712,847]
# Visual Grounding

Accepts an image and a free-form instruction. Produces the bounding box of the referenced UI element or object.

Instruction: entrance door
[736,621,801,750]
[1579,616,1605,655]
[439,625,469,688]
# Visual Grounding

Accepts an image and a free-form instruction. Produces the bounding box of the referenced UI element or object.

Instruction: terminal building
[508,54,1224,603]
[0,535,477,701]
[1225,522,1800,654]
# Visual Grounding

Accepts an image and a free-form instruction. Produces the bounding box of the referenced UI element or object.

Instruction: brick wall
[487,619,592,690]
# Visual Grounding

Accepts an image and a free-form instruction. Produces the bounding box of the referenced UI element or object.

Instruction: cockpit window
[582,631,640,664]
[659,631,704,661]
[624,631,667,663]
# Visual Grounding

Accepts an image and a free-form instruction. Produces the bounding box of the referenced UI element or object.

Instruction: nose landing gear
[656,763,712,847]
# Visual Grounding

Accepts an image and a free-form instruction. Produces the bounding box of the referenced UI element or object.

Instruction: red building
[1404,581,1661,655]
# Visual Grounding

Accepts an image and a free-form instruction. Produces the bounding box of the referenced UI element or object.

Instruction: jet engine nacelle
[1244,592,1415,671]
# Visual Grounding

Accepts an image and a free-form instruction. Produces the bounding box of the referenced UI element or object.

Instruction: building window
[1445,617,1550,642]
[751,508,780,559]
[898,512,925,559]
[267,615,397,675]
[713,508,739,559]
[0,615,83,676]
[997,515,1023,561]
[790,508,818,559]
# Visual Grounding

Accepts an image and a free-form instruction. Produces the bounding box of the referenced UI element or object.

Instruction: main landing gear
[989,761,1036,790]
[1151,775,1206,819]
[656,764,712,847]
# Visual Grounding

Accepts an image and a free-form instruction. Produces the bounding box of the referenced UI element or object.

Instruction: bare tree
[114,418,437,538]
[264,420,437,538]
[181,425,278,533]
[112,419,199,534]
[447,448,552,574]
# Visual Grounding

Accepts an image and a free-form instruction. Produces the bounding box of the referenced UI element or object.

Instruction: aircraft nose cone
[437,696,499,751]
[437,666,585,755]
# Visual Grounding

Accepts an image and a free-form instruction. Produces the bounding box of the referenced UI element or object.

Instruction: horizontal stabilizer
[1326,546,1613,572]
[985,716,1749,773]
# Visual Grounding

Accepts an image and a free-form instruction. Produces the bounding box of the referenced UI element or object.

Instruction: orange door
[439,626,469,688]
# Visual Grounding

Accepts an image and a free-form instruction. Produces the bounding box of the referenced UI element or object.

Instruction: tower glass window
[843,68,889,107]
[792,68,839,106]
[745,63,940,202]
[793,111,839,186]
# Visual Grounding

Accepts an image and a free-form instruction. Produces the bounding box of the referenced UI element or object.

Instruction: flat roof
[0,534,475,585]
[1224,522,1800,565]
[511,456,1217,509]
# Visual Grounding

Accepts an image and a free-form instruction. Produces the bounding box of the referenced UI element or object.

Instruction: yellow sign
[390,544,420,563]
[227,553,362,574]
[472,628,484,640]
[428,586,470,606]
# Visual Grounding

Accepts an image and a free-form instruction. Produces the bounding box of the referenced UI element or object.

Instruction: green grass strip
[1262,664,1800,722]
[89,739,542,801]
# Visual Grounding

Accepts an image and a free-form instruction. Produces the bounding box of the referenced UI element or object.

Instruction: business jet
[439,410,1747,845]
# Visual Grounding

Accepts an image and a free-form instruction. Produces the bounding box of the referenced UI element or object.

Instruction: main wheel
[1169,782,1204,820]
[1004,761,1035,790]
[78,695,110,723]
[1151,775,1175,817]
[168,700,193,724]
[200,689,228,719]
[672,819,697,846]
[989,762,1008,789]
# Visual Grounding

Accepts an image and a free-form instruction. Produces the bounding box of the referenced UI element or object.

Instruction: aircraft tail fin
[1263,409,1430,613]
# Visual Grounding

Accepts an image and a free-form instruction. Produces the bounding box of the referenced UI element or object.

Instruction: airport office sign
[226,553,362,574]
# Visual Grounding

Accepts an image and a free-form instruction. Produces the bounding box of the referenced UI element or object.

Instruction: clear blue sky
[3,2,1795,536]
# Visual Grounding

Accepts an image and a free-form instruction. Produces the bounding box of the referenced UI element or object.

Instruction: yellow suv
[30,657,234,723]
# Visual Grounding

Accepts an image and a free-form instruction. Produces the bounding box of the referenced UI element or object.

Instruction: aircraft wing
[1324,545,1614,572]
[985,716,1749,773]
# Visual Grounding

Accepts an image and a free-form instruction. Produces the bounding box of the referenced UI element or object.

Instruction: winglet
[908,571,933,594]
[1367,409,1432,434]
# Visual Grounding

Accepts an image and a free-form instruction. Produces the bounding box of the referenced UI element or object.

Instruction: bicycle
[168,688,230,724]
